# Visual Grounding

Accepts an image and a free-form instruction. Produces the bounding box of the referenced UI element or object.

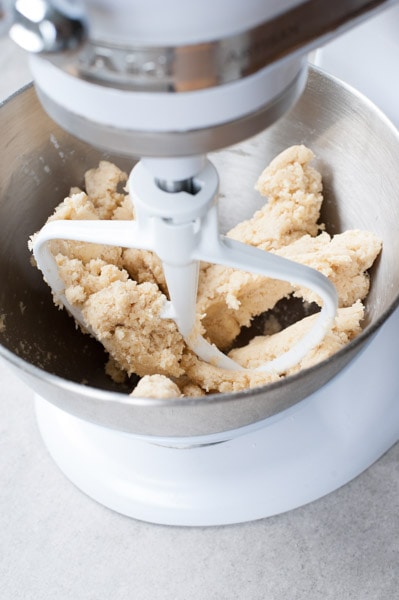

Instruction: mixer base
[35,308,399,526]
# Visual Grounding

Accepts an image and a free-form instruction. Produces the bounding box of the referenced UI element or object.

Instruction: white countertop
[1,38,399,600]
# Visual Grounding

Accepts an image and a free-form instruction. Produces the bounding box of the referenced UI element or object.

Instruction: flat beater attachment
[32,159,338,375]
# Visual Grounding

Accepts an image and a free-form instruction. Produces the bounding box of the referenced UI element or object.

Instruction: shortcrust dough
[31,146,382,398]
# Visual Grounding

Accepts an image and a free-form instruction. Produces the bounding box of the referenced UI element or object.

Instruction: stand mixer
[1,0,399,525]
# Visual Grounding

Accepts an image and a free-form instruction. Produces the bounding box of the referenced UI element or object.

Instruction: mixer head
[6,0,395,163]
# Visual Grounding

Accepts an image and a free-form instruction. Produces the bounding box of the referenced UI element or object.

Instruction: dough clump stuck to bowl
[31,146,382,398]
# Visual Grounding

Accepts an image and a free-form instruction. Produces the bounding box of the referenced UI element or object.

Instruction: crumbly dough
[178,302,365,394]
[131,374,182,399]
[229,301,364,371]
[229,145,323,249]
[196,229,380,350]
[31,148,382,398]
[196,146,380,349]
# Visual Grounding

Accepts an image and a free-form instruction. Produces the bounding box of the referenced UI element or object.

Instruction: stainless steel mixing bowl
[1,67,399,437]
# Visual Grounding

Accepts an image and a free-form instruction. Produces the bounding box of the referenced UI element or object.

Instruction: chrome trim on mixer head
[9,0,86,53]
[34,66,307,157]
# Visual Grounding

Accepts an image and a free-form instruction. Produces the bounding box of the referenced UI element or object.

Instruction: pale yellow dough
[31,148,382,398]
[131,375,182,399]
